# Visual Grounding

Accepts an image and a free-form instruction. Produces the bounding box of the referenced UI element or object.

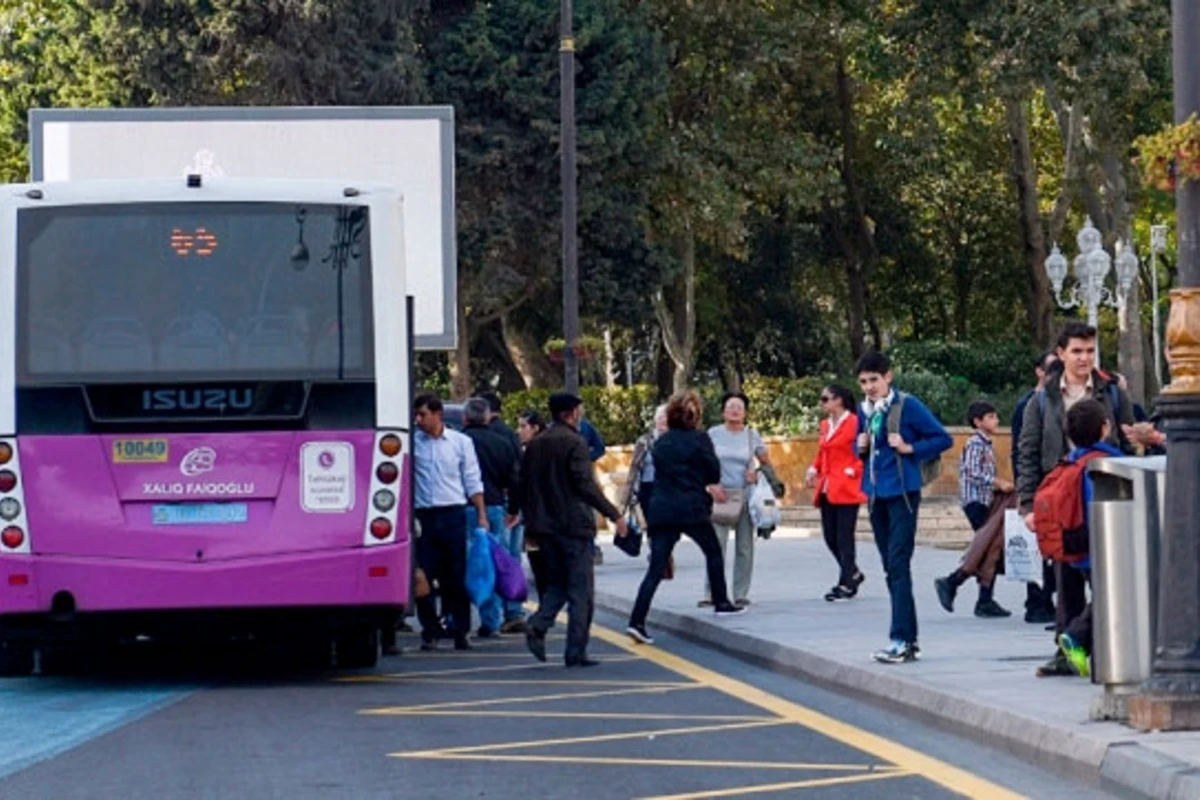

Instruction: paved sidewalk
[592,528,1200,800]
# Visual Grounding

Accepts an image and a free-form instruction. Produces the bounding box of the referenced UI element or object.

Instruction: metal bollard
[1087,456,1166,721]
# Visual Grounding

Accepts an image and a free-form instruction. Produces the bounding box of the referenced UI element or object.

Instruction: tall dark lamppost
[1130,0,1200,731]
[560,0,580,394]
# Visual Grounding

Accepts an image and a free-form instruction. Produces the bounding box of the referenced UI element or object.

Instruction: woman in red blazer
[806,384,868,601]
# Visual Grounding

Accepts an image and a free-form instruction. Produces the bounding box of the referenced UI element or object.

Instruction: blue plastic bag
[490,535,528,603]
[465,527,496,607]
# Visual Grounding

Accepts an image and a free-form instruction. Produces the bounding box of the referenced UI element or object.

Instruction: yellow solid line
[362,683,705,713]
[398,719,789,757]
[358,709,773,722]
[637,768,911,800]
[589,625,1027,800]
[391,752,893,772]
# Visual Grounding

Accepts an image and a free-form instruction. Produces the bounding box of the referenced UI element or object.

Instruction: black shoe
[851,570,865,589]
[525,629,547,663]
[566,656,600,668]
[454,635,472,651]
[824,585,855,602]
[713,602,747,616]
[396,620,415,633]
[419,639,436,652]
[499,619,528,635]
[974,599,1012,618]
[476,626,497,639]
[1024,607,1056,624]
[934,577,957,613]
[626,625,654,645]
[1036,650,1074,677]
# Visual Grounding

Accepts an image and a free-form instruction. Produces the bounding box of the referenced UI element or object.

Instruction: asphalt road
[0,610,1123,800]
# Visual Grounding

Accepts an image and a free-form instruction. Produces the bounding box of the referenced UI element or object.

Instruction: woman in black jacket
[626,391,746,644]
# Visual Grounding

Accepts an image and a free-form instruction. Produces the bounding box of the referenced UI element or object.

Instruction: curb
[592,588,1197,800]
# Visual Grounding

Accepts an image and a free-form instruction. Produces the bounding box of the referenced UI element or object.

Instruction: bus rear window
[16,202,374,384]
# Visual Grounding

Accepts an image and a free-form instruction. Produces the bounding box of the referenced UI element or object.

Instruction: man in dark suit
[508,392,627,667]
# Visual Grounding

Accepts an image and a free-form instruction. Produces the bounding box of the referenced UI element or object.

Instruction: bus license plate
[152,503,248,526]
[113,438,169,463]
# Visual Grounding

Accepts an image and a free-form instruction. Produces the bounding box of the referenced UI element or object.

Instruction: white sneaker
[626,625,654,645]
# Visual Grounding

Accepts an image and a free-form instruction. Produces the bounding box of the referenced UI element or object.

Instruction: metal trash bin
[1087,456,1166,721]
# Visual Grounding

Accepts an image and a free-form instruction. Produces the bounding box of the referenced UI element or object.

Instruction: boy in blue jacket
[856,352,954,664]
[1054,398,1124,678]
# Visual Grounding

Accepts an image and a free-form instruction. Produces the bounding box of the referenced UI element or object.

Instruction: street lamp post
[1129,0,1200,733]
[1043,217,1140,365]
[1151,224,1168,389]
[560,0,580,395]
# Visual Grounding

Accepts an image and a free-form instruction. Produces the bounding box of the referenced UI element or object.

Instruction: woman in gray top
[703,392,772,607]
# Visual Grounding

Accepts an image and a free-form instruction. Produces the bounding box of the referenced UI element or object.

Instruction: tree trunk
[500,314,560,389]
[603,326,617,389]
[654,226,697,393]
[1005,96,1055,349]
[450,304,471,401]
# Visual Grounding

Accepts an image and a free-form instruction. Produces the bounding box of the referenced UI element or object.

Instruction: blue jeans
[467,505,524,630]
[869,493,920,645]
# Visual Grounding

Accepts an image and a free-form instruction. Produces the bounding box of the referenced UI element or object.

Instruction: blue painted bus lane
[0,677,196,780]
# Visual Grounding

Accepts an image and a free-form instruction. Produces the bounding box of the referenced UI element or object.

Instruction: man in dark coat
[508,392,627,667]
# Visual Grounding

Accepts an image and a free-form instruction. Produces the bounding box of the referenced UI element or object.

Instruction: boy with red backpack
[1030,398,1123,677]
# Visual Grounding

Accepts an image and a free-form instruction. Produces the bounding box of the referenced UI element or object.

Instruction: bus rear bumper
[0,545,410,625]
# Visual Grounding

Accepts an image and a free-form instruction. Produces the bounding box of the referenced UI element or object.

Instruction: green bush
[499,385,658,446]
[893,369,1023,426]
[889,340,1035,394]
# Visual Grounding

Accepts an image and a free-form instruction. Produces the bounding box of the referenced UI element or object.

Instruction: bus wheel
[0,640,34,677]
[335,627,379,670]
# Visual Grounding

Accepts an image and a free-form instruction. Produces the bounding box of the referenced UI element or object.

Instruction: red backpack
[1032,451,1106,563]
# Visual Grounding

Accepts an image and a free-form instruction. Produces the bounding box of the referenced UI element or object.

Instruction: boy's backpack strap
[887,392,907,487]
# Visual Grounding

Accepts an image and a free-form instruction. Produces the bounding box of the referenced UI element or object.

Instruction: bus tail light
[0,439,29,555]
[1,527,24,550]
[364,431,405,547]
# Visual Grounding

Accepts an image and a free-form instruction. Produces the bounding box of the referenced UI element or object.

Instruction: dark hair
[1066,398,1108,447]
[1036,350,1057,371]
[479,391,502,414]
[413,392,443,413]
[1057,321,1097,350]
[720,391,750,414]
[855,351,891,376]
[966,400,997,429]
[824,384,856,412]
[666,390,705,430]
[518,409,545,433]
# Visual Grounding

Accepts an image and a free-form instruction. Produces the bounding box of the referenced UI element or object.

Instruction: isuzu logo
[141,388,254,413]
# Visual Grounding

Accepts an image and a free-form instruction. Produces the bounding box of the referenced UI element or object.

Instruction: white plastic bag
[749,473,781,531]
[1003,508,1040,585]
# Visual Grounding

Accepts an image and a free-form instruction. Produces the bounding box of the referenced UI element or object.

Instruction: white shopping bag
[749,473,782,530]
[1003,508,1041,585]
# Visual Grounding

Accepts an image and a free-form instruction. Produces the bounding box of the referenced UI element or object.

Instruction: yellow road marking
[637,769,912,799]
[360,709,772,722]
[360,678,694,687]
[590,626,1026,800]
[336,658,638,681]
[391,752,893,772]
[363,683,704,713]
[396,719,788,758]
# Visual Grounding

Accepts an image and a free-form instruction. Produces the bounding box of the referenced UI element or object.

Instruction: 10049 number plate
[113,439,169,463]
[152,503,248,526]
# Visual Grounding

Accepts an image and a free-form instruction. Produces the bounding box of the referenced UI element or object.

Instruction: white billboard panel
[29,107,456,350]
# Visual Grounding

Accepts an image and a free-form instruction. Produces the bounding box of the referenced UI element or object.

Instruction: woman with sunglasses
[806,384,868,601]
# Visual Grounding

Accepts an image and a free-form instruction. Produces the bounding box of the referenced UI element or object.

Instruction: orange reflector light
[369,517,393,540]
[7,574,28,587]
[0,443,12,465]
[379,435,402,457]
[1,526,23,549]
[368,566,388,578]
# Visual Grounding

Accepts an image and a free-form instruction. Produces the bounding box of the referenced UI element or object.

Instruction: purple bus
[0,177,413,674]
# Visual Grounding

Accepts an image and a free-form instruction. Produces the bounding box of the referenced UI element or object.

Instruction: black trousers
[414,506,470,643]
[528,534,595,660]
[1055,560,1088,637]
[630,522,730,629]
[818,497,860,587]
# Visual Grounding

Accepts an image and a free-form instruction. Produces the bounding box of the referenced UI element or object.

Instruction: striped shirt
[959,431,996,508]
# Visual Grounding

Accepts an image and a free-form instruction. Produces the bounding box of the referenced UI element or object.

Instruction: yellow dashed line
[360,710,772,722]
[362,683,704,713]
[393,752,893,772]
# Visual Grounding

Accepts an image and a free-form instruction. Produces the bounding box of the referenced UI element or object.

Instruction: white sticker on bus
[300,443,355,513]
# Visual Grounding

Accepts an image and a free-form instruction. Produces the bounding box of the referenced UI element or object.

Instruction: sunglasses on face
[819,395,833,403]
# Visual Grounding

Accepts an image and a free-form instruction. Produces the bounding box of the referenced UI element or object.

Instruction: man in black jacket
[1011,350,1059,625]
[508,392,628,667]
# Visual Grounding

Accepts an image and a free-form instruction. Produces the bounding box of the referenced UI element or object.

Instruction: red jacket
[810,413,868,506]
